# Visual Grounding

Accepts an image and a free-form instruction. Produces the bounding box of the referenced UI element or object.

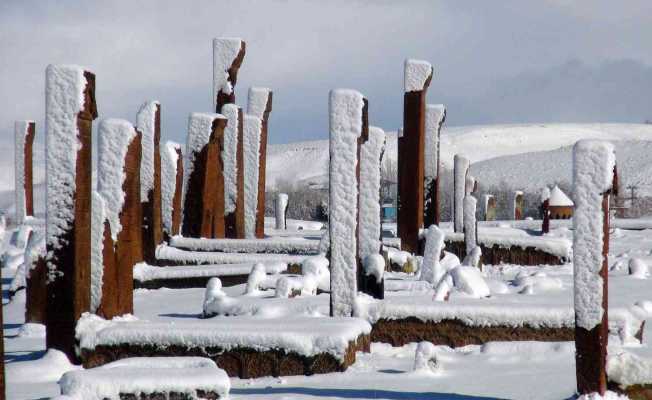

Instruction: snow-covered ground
[5,223,652,399]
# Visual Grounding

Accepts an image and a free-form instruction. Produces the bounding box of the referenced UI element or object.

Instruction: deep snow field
[4,220,652,399]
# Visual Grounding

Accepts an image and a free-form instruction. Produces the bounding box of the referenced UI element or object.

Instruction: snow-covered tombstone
[420,224,446,285]
[97,118,143,318]
[358,125,386,298]
[413,341,440,374]
[14,120,35,224]
[181,113,227,238]
[245,263,266,294]
[424,105,446,226]
[628,258,648,279]
[213,37,245,112]
[243,115,262,238]
[541,186,551,234]
[275,193,289,230]
[453,154,470,232]
[136,100,163,263]
[483,194,496,221]
[398,59,433,254]
[222,103,246,238]
[361,254,385,299]
[513,190,524,220]
[463,195,478,259]
[247,87,273,238]
[44,64,97,359]
[161,141,183,237]
[329,89,365,317]
[572,140,616,396]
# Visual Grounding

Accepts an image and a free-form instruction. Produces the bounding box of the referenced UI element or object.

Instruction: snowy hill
[266,123,652,191]
[3,123,652,216]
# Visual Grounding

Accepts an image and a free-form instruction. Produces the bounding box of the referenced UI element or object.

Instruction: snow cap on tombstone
[572,139,615,331]
[213,37,243,107]
[329,89,365,140]
[45,64,89,250]
[404,59,433,93]
[247,87,272,120]
[136,100,160,200]
[97,118,138,241]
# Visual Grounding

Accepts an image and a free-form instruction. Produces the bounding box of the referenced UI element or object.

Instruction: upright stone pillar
[424,104,446,227]
[137,101,163,264]
[398,59,433,254]
[182,113,227,238]
[97,119,142,316]
[483,194,496,221]
[453,154,470,233]
[161,142,183,238]
[541,187,551,234]
[213,38,245,113]
[513,191,524,220]
[275,193,288,230]
[463,195,478,257]
[247,88,273,239]
[358,125,386,298]
[329,89,365,317]
[572,140,616,396]
[15,121,35,224]
[222,104,245,238]
[45,65,97,361]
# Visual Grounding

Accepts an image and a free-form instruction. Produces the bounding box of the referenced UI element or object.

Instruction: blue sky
[1,0,651,146]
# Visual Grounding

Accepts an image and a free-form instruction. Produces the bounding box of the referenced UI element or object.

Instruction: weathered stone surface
[46,70,97,361]
[114,132,143,315]
[171,146,184,236]
[371,318,574,348]
[81,335,370,379]
[575,193,610,396]
[255,92,272,239]
[182,118,227,239]
[97,221,118,319]
[225,108,246,239]
[141,104,163,264]
[443,238,566,266]
[23,122,35,218]
[397,72,432,254]
[214,41,245,113]
[25,257,47,324]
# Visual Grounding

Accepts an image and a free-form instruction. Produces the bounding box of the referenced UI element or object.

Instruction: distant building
[548,186,574,219]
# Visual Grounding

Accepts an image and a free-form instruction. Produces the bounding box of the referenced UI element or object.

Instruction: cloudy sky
[1,0,651,147]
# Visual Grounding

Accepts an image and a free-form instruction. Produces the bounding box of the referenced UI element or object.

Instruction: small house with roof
[548,185,574,219]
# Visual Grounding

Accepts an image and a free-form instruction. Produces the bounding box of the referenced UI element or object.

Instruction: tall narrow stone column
[45,65,97,361]
[398,59,432,254]
[97,119,142,317]
[222,104,245,238]
[572,140,616,396]
[161,142,183,238]
[137,101,163,264]
[182,113,227,238]
[15,121,35,224]
[213,38,245,113]
[424,104,446,227]
[329,89,365,317]
[247,88,273,238]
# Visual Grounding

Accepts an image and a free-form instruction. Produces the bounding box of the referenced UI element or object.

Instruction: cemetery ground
[4,217,652,399]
